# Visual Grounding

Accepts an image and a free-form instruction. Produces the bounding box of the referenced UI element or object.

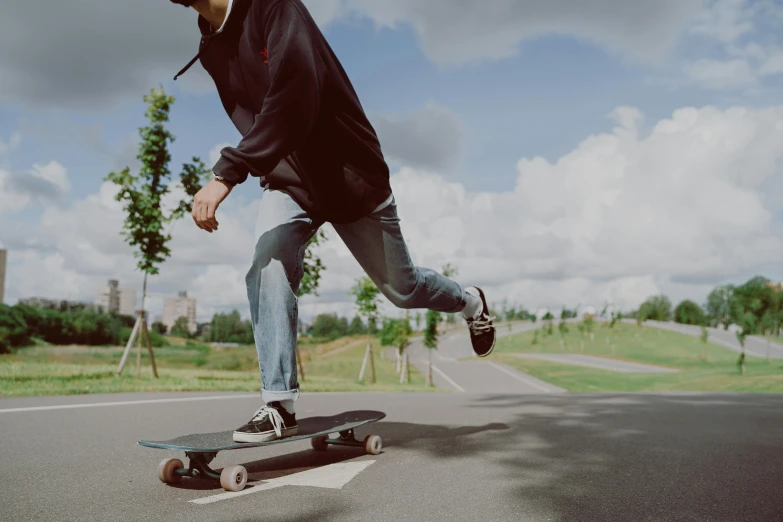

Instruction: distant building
[163,291,197,334]
[0,249,6,304]
[19,297,61,309]
[96,280,120,314]
[118,288,137,317]
[95,280,137,316]
[18,298,92,311]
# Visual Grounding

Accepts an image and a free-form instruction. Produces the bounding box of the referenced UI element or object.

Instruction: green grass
[488,323,783,393]
[0,337,432,397]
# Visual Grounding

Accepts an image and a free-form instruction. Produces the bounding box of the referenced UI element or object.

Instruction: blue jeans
[247,189,468,403]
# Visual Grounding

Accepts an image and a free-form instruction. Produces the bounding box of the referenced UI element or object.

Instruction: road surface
[404,322,563,393]
[1,391,781,522]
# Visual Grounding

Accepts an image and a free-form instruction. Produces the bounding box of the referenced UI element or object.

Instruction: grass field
[489,322,783,393]
[0,336,432,397]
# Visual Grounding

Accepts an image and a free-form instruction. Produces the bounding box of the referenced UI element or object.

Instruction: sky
[1,0,782,323]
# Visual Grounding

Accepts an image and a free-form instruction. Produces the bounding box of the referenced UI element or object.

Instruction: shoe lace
[250,405,285,438]
[469,313,495,334]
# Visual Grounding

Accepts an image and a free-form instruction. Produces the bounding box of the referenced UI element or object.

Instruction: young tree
[151,321,168,335]
[295,228,330,380]
[423,309,441,386]
[381,313,413,384]
[170,316,192,338]
[298,229,328,299]
[543,312,554,335]
[108,86,210,378]
[674,300,705,325]
[639,295,673,322]
[584,316,595,341]
[736,329,747,375]
[349,315,367,336]
[705,285,733,329]
[351,276,381,383]
[442,263,459,329]
[699,324,709,362]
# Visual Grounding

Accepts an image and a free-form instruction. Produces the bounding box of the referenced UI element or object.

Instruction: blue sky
[1,0,782,321]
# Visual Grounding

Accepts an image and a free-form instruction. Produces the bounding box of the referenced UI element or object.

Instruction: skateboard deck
[139,410,385,492]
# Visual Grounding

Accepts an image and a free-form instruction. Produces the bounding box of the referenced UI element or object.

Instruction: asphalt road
[404,322,564,394]
[2,391,782,522]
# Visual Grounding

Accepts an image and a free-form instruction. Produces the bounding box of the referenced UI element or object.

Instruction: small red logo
[260,48,268,64]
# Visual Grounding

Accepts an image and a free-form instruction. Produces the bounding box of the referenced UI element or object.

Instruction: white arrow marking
[190,460,376,505]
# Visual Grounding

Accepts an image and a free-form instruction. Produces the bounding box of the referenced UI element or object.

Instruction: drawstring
[173,38,214,80]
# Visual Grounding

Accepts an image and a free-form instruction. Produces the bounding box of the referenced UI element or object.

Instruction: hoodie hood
[174,0,242,80]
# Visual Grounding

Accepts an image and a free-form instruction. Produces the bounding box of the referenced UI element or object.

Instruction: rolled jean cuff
[444,287,468,314]
[261,387,300,403]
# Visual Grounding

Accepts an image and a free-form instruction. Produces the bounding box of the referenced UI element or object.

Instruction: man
[171,0,496,443]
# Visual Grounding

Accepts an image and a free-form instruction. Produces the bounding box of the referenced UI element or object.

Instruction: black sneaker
[232,402,298,443]
[466,287,496,357]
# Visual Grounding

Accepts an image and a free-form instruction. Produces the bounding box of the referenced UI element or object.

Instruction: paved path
[404,322,564,394]
[629,320,783,359]
[512,353,679,373]
[2,391,782,522]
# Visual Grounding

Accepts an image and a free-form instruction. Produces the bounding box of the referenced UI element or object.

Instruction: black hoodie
[175,0,392,224]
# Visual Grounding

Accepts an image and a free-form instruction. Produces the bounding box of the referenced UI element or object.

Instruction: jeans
[246,189,468,403]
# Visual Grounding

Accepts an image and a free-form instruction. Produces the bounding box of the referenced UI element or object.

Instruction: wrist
[213,175,235,188]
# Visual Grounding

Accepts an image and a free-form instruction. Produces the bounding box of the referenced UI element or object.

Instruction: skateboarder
[171,0,496,443]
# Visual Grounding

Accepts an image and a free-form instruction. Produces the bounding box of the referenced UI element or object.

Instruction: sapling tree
[351,276,381,383]
[423,309,441,386]
[107,86,210,378]
[699,324,709,362]
[442,263,459,329]
[736,329,747,375]
[295,228,329,381]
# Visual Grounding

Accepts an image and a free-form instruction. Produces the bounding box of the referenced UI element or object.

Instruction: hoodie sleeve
[212,0,326,185]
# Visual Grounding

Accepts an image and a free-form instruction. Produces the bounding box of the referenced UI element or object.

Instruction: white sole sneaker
[232,426,298,443]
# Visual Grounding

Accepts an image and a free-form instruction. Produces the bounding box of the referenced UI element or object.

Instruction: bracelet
[213,175,235,186]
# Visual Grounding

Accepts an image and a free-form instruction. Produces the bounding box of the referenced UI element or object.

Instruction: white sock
[462,287,483,320]
[277,400,295,415]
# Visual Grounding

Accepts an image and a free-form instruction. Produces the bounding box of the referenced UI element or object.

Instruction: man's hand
[192,178,233,233]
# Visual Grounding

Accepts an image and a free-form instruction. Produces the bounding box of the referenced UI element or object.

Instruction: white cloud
[0,132,21,156]
[0,160,71,216]
[3,0,708,107]
[683,58,757,89]
[370,102,463,171]
[4,104,783,320]
[759,48,783,76]
[682,0,783,89]
[309,0,703,66]
[209,143,232,168]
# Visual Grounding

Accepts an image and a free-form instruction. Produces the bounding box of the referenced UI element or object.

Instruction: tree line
[0,302,167,354]
[632,275,782,336]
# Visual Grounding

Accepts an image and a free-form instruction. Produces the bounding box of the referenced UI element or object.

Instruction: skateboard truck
[177,452,221,480]
[311,429,382,454]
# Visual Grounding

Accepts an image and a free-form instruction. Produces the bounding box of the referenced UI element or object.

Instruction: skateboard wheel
[220,465,248,492]
[364,435,382,455]
[311,435,328,452]
[158,458,183,484]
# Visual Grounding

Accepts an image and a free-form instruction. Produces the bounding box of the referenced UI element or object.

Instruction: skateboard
[138,410,385,492]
